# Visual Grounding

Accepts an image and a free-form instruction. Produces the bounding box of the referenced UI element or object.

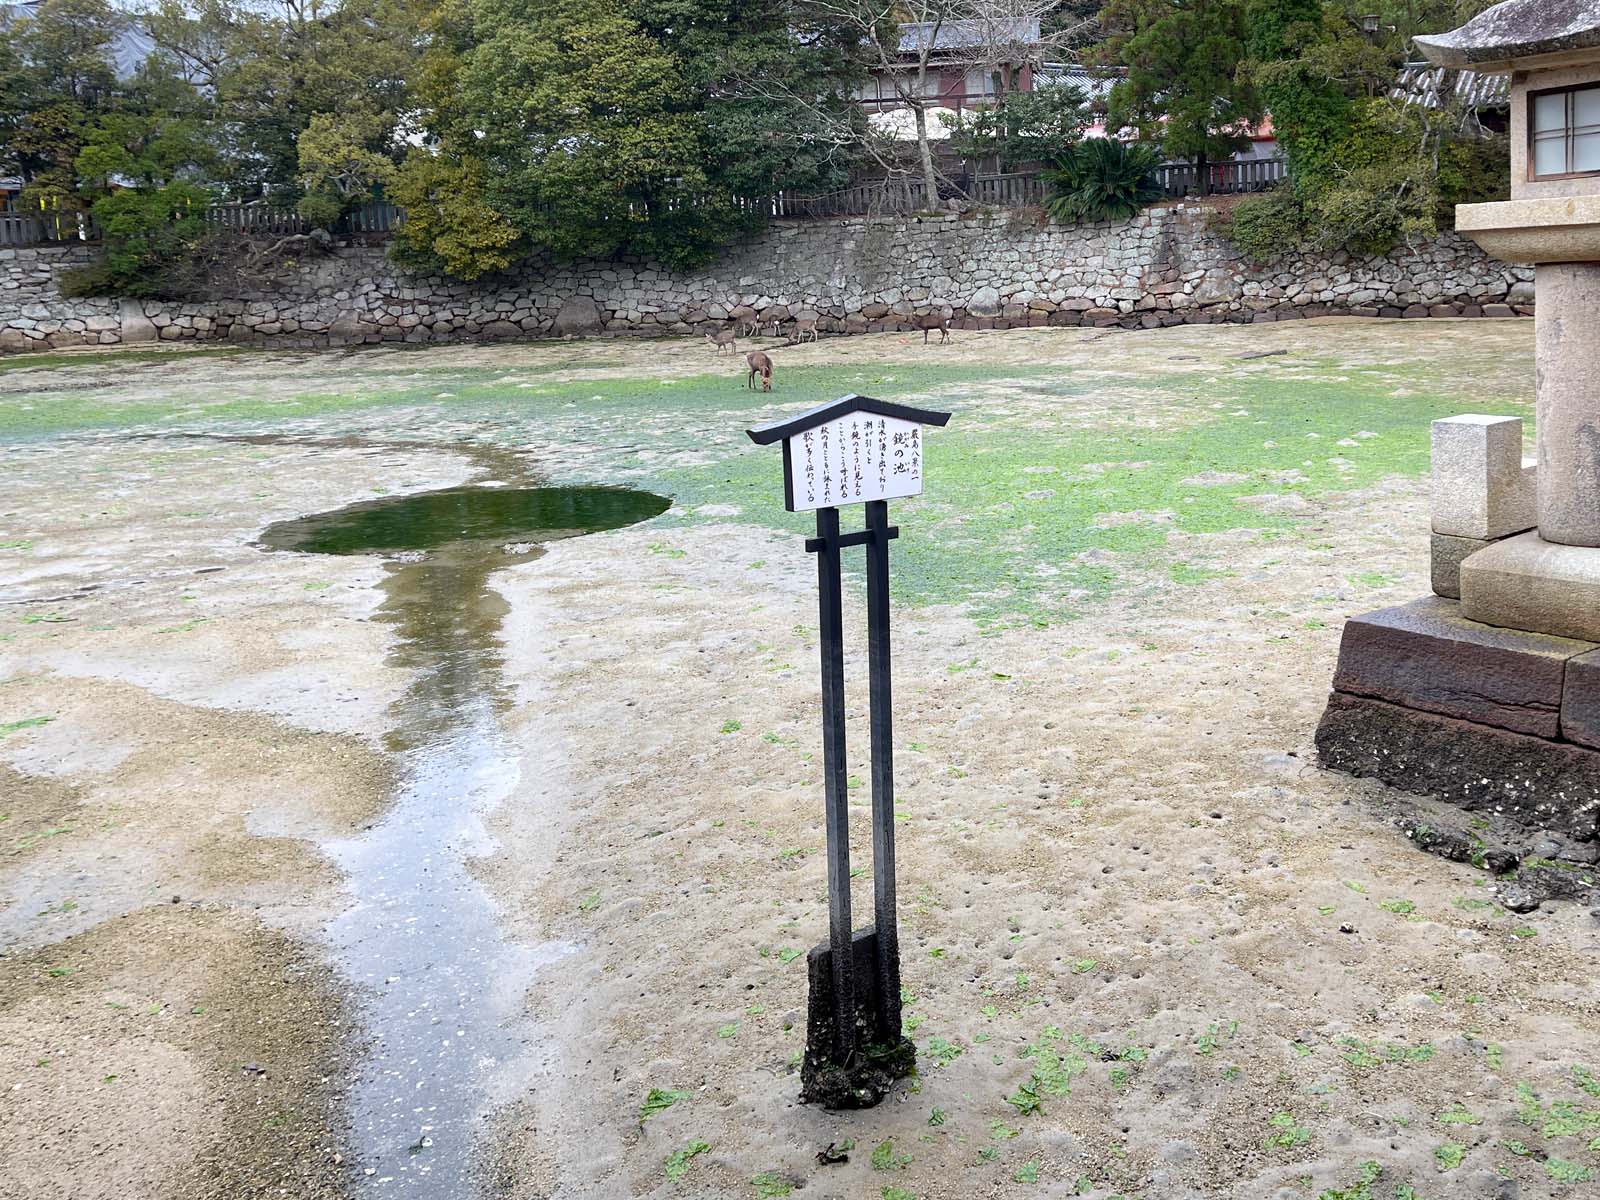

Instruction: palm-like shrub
[1042,138,1163,224]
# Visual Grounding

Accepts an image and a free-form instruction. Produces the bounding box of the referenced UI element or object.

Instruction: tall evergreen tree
[1096,0,1261,189]
[1244,0,1348,186]
[395,0,865,278]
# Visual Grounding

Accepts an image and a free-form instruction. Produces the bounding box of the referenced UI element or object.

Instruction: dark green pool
[259,485,672,556]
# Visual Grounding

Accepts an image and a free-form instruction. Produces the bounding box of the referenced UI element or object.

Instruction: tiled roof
[897,18,1041,53]
[1393,61,1512,109]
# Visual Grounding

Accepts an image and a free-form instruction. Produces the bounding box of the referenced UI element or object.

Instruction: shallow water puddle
[260,483,669,1194]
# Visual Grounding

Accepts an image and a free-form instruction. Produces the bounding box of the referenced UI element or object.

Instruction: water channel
[260,474,670,1194]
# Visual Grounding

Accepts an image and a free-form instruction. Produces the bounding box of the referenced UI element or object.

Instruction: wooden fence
[0,200,404,248]
[0,161,1286,248]
[0,209,96,247]
[1155,157,1286,196]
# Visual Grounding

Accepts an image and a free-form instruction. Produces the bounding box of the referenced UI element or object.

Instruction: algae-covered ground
[2,319,1596,1200]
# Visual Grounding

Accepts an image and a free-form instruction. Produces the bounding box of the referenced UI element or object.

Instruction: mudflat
[2,319,1595,1200]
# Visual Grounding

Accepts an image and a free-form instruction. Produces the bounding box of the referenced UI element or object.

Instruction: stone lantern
[1316,0,1600,868]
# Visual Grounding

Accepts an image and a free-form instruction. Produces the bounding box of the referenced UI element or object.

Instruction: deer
[918,311,951,344]
[705,326,737,354]
[787,316,819,345]
[745,350,773,392]
[731,307,762,338]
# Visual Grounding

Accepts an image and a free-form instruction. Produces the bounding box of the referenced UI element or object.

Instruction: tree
[945,84,1091,168]
[295,112,397,227]
[389,152,521,279]
[398,0,870,275]
[142,0,421,201]
[1244,0,1349,186]
[694,0,868,200]
[1229,0,1508,259]
[0,0,123,203]
[795,0,1079,203]
[1096,0,1261,190]
[437,0,732,268]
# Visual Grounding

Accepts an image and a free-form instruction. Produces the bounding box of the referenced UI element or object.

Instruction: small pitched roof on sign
[1415,0,1600,71]
[746,394,953,445]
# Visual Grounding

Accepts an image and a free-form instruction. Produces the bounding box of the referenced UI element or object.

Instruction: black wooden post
[745,395,950,1109]
[864,499,901,1043]
[813,504,856,1062]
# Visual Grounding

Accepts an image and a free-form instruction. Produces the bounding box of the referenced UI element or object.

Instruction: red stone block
[1331,596,1595,738]
[1562,649,1600,750]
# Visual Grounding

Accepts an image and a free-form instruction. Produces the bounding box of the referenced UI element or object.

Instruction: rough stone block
[119,298,156,344]
[551,294,601,336]
[1461,531,1600,642]
[1316,692,1600,831]
[1431,414,1536,539]
[1562,649,1600,750]
[1331,596,1593,737]
[1431,532,1491,599]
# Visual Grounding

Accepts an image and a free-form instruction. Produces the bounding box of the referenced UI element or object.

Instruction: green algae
[651,368,1529,626]
[2,341,1535,626]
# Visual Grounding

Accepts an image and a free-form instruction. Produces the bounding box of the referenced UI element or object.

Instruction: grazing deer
[918,312,951,344]
[746,350,773,392]
[732,308,762,338]
[705,326,737,354]
[787,316,819,345]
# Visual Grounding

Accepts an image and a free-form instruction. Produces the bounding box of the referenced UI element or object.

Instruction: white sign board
[786,412,924,512]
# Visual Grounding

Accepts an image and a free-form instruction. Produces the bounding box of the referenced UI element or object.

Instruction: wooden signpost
[747,394,952,1108]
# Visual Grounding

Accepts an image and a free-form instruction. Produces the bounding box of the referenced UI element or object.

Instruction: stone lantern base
[1360,0,1600,903]
[1314,416,1600,892]
[1316,596,1600,848]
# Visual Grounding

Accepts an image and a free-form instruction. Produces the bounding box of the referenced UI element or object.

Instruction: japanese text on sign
[788,413,924,512]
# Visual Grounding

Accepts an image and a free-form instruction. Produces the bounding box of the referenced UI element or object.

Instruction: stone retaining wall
[0,205,1535,352]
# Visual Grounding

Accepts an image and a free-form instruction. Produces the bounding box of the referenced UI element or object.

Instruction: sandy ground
[478,498,1600,1199]
[1,320,1596,1200]
[1,436,472,1198]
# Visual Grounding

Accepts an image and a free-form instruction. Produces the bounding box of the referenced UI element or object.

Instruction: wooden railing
[0,209,95,246]
[1155,157,1286,196]
[0,161,1286,248]
[0,200,404,247]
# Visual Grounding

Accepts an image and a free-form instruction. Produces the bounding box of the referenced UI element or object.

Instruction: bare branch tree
[790,0,1093,204]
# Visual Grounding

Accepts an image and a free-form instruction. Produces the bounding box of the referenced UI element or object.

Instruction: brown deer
[705,326,737,354]
[731,306,762,338]
[745,350,773,391]
[787,316,819,345]
[918,312,951,344]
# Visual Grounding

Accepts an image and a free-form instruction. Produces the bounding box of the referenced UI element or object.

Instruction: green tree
[946,85,1092,168]
[389,152,521,280]
[1245,0,1349,186]
[0,0,123,203]
[68,180,214,297]
[453,0,727,266]
[295,112,397,227]
[143,0,420,200]
[1231,0,1508,259]
[399,0,864,277]
[1096,0,1262,189]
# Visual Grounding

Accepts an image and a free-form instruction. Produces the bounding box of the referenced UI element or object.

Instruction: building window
[1530,84,1600,178]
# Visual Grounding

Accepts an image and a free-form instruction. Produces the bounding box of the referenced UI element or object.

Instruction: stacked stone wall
[0,205,1535,352]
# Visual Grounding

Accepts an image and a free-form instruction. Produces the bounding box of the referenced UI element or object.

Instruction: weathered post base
[800,928,915,1109]
[1315,597,1600,898]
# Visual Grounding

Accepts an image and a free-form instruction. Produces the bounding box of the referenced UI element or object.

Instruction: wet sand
[2,320,1597,1199]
